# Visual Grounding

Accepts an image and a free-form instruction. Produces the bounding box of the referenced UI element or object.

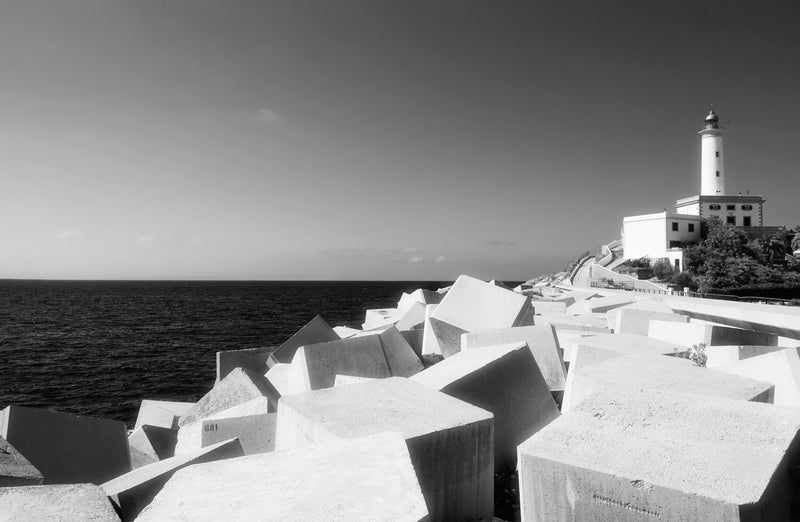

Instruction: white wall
[623,212,701,261]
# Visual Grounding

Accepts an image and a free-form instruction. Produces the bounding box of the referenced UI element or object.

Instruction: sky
[1,0,799,280]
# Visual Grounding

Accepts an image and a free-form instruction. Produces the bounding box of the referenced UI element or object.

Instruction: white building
[622,108,766,271]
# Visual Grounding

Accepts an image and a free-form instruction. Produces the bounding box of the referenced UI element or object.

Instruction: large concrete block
[276,377,494,521]
[178,367,278,427]
[215,346,275,382]
[332,325,361,338]
[0,405,130,485]
[264,362,292,396]
[0,435,43,486]
[534,313,609,332]
[128,426,177,469]
[648,320,778,348]
[421,316,467,357]
[363,308,397,329]
[133,399,194,431]
[137,432,429,522]
[287,335,392,393]
[612,308,689,335]
[566,293,636,315]
[530,300,567,315]
[549,290,599,307]
[715,348,800,407]
[705,345,789,368]
[267,315,339,366]
[0,483,120,521]
[176,397,275,456]
[461,325,566,392]
[401,328,425,358]
[430,275,533,333]
[365,302,427,331]
[604,297,675,330]
[518,386,800,521]
[102,438,243,521]
[411,342,559,471]
[561,332,684,363]
[562,352,774,413]
[398,288,444,311]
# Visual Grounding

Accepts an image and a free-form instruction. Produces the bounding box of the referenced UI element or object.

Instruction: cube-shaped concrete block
[267,315,339,366]
[363,308,397,330]
[705,345,788,368]
[287,336,392,394]
[550,290,599,307]
[535,314,610,333]
[334,374,376,387]
[566,294,636,315]
[353,326,424,377]
[0,435,43,486]
[216,346,275,382]
[530,300,567,315]
[398,288,444,311]
[605,298,675,330]
[648,320,778,348]
[421,316,467,357]
[612,309,688,335]
[179,367,278,427]
[430,275,533,333]
[102,438,243,521]
[128,426,177,469]
[332,325,361,338]
[0,405,130,485]
[0,483,120,521]
[715,348,800,407]
[561,332,684,363]
[264,362,292,396]
[518,387,800,521]
[562,352,774,413]
[136,432,429,522]
[134,400,194,431]
[461,325,566,392]
[175,397,272,456]
[400,329,425,358]
[411,342,559,471]
[275,377,494,522]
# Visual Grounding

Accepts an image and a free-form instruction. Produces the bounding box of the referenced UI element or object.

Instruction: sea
[0,279,522,428]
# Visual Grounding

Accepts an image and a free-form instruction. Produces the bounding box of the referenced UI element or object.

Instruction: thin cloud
[434,255,446,263]
[258,108,280,123]
[137,234,155,244]
[407,256,424,264]
[59,230,82,239]
[402,246,419,253]
[487,239,518,247]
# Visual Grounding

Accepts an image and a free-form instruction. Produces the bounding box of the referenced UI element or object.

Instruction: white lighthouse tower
[699,107,725,195]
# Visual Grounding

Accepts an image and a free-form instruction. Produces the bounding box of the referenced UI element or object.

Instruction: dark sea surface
[0,280,495,428]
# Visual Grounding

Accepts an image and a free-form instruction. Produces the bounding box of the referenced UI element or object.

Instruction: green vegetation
[674,343,707,367]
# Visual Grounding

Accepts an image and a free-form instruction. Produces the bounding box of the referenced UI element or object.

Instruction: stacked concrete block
[561,332,684,363]
[264,362,292,396]
[363,308,397,329]
[276,377,494,521]
[215,346,275,382]
[460,325,566,392]
[549,290,599,308]
[176,397,274,456]
[411,342,559,471]
[535,314,610,332]
[287,335,392,394]
[648,320,778,348]
[566,293,636,315]
[0,435,43,486]
[604,298,674,329]
[334,374,376,387]
[530,300,567,315]
[137,432,429,522]
[715,348,800,407]
[562,352,774,412]
[178,367,279,427]
[400,328,425,358]
[397,288,444,311]
[364,302,427,331]
[0,483,120,521]
[0,405,130,485]
[332,325,360,338]
[611,308,689,335]
[423,275,533,357]
[128,426,177,469]
[518,387,800,521]
[133,399,194,430]
[705,345,788,368]
[102,437,242,521]
[267,315,339,366]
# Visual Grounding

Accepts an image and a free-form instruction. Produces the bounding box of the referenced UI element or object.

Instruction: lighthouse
[699,107,724,195]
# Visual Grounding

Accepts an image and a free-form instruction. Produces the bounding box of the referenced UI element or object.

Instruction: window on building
[674,259,681,271]
[715,151,720,157]
[727,216,736,225]
[743,216,751,227]
[716,171,720,177]
[726,204,735,210]
[709,204,721,210]
[669,240,682,248]
[688,223,695,232]
[671,222,679,231]
[742,204,753,211]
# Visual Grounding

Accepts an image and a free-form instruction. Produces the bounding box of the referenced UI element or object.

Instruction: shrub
[651,259,674,282]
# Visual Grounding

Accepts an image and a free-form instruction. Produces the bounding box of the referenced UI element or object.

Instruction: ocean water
[0,280,471,428]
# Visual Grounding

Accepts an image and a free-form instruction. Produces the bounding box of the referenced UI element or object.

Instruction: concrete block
[276,377,494,521]
[605,297,675,330]
[178,367,278,427]
[549,290,599,307]
[102,438,243,521]
[411,342,559,471]
[461,325,566,392]
[134,399,194,431]
[648,320,778,348]
[401,328,425,358]
[705,345,789,368]
[531,300,567,315]
[287,335,391,393]
[421,316,467,357]
[562,353,774,413]
[334,374,377,387]
[363,308,397,330]
[561,332,684,363]
[128,426,177,470]
[175,397,272,456]
[0,435,43,486]
[364,302,427,331]
[136,432,429,522]
[215,346,274,382]
[518,386,800,521]
[715,348,800,407]
[398,288,444,311]
[353,326,424,377]
[535,313,610,332]
[430,274,533,333]
[267,315,339,366]
[0,405,130,485]
[612,309,689,335]
[0,483,120,521]
[566,293,636,315]
[333,325,361,338]
[264,362,291,396]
